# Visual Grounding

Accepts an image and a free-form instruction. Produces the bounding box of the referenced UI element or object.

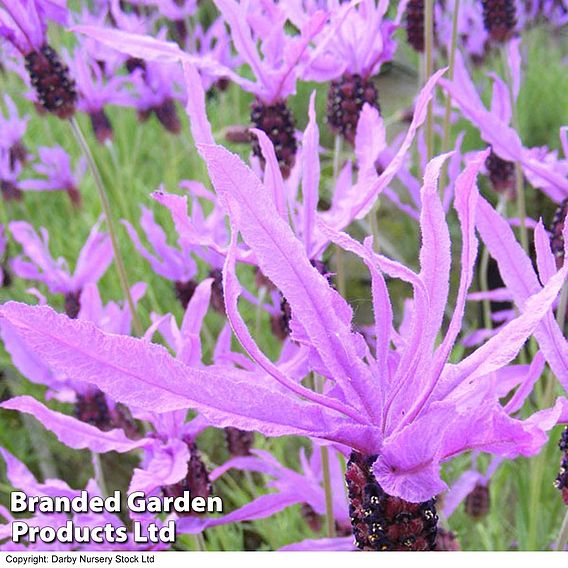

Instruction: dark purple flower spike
[481,0,517,42]
[555,427,568,505]
[550,199,568,270]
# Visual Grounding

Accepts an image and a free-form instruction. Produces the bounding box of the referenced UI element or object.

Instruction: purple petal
[198,143,382,421]
[0,303,376,450]
[1,396,150,453]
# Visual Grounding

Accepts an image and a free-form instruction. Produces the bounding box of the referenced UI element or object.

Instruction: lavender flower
[9,219,113,317]
[441,44,568,202]
[0,0,77,119]
[67,49,138,143]
[289,0,398,143]
[176,445,351,540]
[0,95,30,167]
[211,0,329,176]
[0,147,23,201]
[20,146,86,206]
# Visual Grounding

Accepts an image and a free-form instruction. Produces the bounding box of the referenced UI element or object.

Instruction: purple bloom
[20,145,86,206]
[212,0,328,104]
[176,445,351,539]
[122,200,199,308]
[188,18,241,92]
[66,49,138,143]
[473,195,568,391]
[0,147,23,201]
[0,0,47,55]
[297,0,399,82]
[9,219,113,317]
[0,95,30,167]
[0,0,77,119]
[441,44,568,202]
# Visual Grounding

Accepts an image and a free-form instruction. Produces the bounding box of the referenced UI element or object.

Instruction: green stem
[315,374,336,539]
[70,117,143,337]
[92,452,108,497]
[193,532,206,551]
[424,0,435,161]
[556,508,568,551]
[320,444,336,539]
[440,0,461,190]
[332,135,343,180]
[555,283,568,334]
[368,201,381,253]
[5,371,58,480]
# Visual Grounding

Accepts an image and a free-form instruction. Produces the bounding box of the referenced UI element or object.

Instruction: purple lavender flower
[176,445,352,540]
[20,145,86,206]
[436,0,489,63]
[290,0,398,143]
[9,219,113,317]
[67,48,138,143]
[0,0,77,119]
[0,95,30,167]
[211,0,329,176]
[441,43,568,202]
[188,18,241,93]
[0,147,23,201]
[481,0,517,43]
[122,201,199,309]
[472,194,568,391]
[132,60,183,133]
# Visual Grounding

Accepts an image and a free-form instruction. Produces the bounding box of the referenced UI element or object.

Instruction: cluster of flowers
[0,0,568,553]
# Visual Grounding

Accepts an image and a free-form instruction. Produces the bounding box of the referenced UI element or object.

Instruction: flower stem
[555,282,568,334]
[70,117,143,337]
[320,444,336,539]
[92,452,108,497]
[424,0,435,161]
[556,508,568,551]
[440,0,461,190]
[368,201,381,253]
[193,532,206,551]
[315,374,336,539]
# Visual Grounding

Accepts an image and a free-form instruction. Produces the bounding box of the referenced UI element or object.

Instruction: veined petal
[476,197,568,391]
[198,143,381,421]
[301,92,320,257]
[129,440,189,495]
[0,303,377,451]
[418,153,453,359]
[1,396,150,453]
[445,261,568,390]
